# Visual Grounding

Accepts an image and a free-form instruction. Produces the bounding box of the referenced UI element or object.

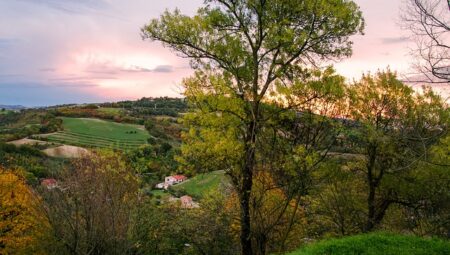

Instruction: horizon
[0,0,446,107]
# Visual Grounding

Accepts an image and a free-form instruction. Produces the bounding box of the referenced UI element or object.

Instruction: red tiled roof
[173,175,187,181]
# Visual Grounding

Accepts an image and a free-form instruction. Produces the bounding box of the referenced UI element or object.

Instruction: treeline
[101,97,188,117]
[52,97,188,124]
[52,107,143,124]
[0,142,67,184]
[0,110,62,142]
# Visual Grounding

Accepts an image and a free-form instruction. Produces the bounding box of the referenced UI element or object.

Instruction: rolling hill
[35,117,150,150]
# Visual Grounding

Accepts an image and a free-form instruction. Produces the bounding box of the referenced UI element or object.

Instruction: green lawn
[41,117,150,150]
[288,232,450,255]
[171,170,229,198]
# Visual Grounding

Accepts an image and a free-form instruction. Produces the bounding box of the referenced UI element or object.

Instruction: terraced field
[36,117,150,150]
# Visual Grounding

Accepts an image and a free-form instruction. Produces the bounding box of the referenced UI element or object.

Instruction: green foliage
[0,142,66,184]
[125,144,178,188]
[143,0,364,77]
[346,70,448,232]
[144,117,183,144]
[0,110,62,142]
[382,134,450,237]
[0,109,11,115]
[131,192,238,255]
[288,232,450,255]
[101,97,188,117]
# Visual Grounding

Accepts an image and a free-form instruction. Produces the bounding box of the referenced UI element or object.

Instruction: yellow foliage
[0,168,48,254]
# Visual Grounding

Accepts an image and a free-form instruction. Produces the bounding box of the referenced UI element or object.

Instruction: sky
[0,0,439,106]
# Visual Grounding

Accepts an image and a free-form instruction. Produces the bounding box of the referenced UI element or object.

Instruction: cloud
[121,64,174,73]
[85,61,175,74]
[153,65,174,73]
[380,37,410,44]
[122,65,152,73]
[17,0,110,14]
[49,76,116,82]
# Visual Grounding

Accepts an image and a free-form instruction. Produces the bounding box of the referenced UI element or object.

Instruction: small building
[156,175,188,190]
[164,175,187,185]
[41,178,58,189]
[155,182,165,189]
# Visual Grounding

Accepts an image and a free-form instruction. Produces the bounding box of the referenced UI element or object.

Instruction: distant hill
[0,104,26,110]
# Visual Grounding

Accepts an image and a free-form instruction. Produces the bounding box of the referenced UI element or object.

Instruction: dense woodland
[1,0,449,255]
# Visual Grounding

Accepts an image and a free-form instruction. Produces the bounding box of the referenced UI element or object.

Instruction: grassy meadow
[172,170,229,198]
[289,233,450,255]
[41,117,150,150]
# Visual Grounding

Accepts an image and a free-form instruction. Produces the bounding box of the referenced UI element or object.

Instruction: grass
[288,232,450,255]
[171,170,229,198]
[150,189,172,200]
[40,117,150,150]
[97,107,124,115]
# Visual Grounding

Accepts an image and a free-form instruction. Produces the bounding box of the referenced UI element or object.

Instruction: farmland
[36,117,150,150]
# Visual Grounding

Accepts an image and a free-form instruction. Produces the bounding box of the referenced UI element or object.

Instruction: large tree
[142,1,364,254]
[401,0,450,83]
[348,70,448,232]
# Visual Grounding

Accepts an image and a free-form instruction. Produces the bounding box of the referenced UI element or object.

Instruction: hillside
[288,233,450,255]
[34,117,150,150]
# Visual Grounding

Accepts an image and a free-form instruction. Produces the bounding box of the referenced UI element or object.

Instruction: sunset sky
[0,0,435,106]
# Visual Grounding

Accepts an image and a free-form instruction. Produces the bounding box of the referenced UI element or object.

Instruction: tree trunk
[240,120,257,255]
[365,144,377,232]
[240,172,253,255]
[365,181,376,232]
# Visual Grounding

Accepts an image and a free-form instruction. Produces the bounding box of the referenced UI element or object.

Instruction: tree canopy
[143,1,364,254]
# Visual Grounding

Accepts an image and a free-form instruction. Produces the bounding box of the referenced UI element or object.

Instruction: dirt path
[42,145,91,158]
[7,138,49,146]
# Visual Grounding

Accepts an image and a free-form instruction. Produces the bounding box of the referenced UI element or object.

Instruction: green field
[41,117,150,150]
[97,107,124,115]
[172,170,229,198]
[289,232,450,255]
